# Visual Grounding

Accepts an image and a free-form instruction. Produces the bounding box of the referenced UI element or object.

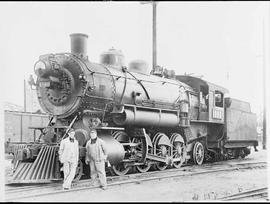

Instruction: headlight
[34,60,46,75]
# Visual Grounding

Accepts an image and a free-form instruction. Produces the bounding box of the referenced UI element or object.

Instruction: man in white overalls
[85,129,108,190]
[59,129,79,190]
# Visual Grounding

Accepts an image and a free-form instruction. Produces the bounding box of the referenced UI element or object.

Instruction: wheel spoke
[156,162,167,171]
[112,131,132,176]
[136,163,151,173]
[112,163,130,176]
[170,136,186,169]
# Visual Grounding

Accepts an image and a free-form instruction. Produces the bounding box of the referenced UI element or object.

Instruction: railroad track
[5,159,265,192]
[5,158,265,189]
[218,187,268,201]
[5,160,266,201]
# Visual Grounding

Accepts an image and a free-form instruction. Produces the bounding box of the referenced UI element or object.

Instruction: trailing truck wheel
[193,141,204,165]
[239,149,247,159]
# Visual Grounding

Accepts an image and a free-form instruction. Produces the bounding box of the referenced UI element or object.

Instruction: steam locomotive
[9,33,258,183]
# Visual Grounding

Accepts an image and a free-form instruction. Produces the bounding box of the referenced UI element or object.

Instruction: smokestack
[70,33,88,59]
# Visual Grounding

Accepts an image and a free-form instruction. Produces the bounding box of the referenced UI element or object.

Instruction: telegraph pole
[152,1,157,72]
[24,79,26,112]
[141,1,158,72]
[262,15,267,149]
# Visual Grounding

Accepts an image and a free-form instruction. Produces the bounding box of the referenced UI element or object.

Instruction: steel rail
[219,187,268,201]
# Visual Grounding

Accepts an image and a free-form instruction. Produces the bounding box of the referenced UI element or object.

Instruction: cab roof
[176,75,229,94]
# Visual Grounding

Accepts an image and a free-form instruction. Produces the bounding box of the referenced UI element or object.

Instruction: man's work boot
[89,179,97,186]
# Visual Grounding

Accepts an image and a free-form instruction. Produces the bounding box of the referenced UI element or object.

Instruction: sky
[0,1,268,115]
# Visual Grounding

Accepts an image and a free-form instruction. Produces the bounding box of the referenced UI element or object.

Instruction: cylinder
[98,133,125,165]
[70,33,88,58]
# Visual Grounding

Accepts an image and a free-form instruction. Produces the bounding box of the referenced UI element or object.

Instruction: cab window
[214,91,223,107]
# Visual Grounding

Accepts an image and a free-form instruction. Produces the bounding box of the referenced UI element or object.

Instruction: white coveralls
[85,138,108,187]
[59,137,79,189]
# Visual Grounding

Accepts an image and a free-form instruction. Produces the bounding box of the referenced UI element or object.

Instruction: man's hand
[85,159,89,165]
[107,160,111,167]
[104,155,108,161]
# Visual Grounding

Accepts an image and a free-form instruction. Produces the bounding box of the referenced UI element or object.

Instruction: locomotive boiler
[9,33,258,183]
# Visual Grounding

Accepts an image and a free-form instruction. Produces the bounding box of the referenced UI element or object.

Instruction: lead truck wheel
[192,141,204,165]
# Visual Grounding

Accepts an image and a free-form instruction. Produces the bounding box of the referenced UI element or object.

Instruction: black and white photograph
[1,1,269,202]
